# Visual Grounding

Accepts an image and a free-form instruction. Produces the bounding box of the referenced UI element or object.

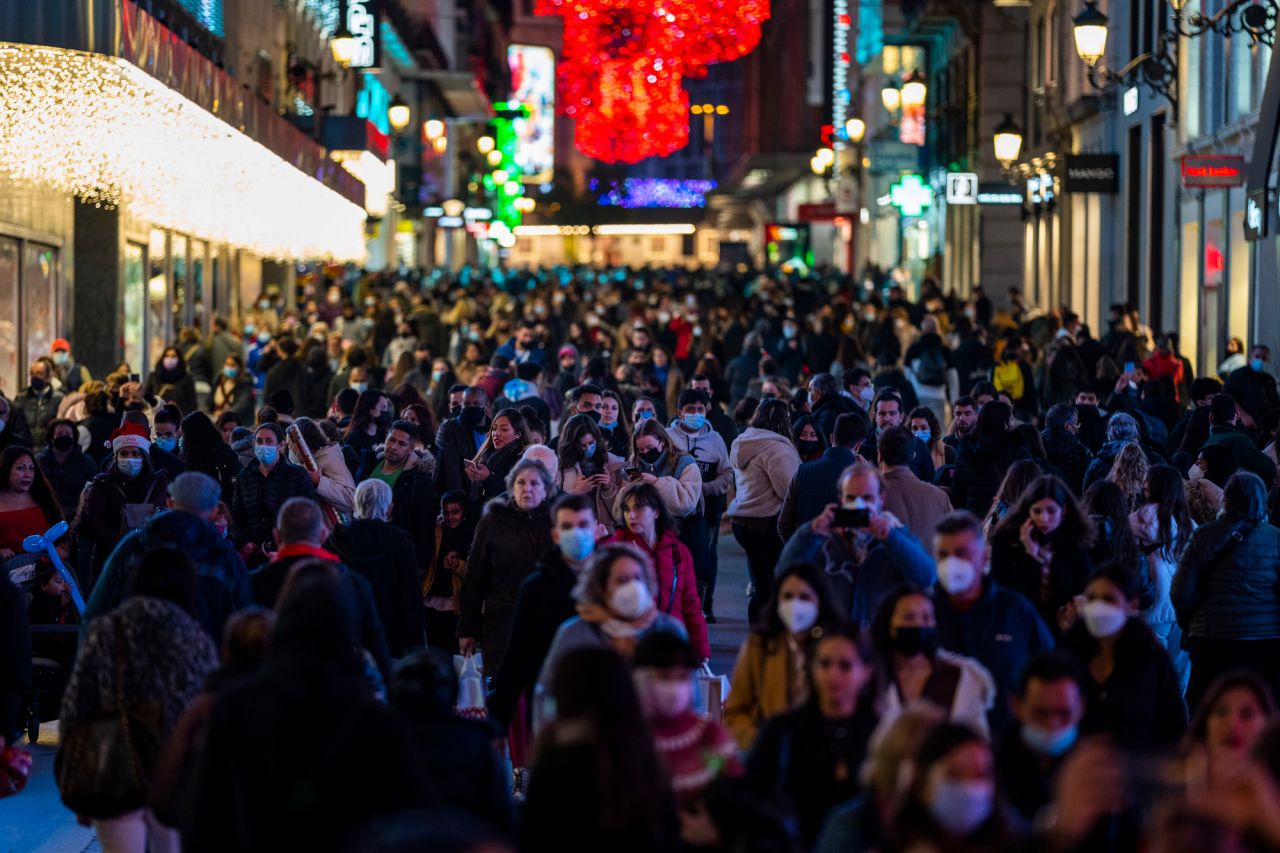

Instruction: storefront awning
[0,42,367,261]
[403,69,494,120]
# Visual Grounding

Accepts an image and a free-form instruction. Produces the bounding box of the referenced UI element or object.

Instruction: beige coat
[880,466,953,547]
[724,631,807,751]
[561,453,628,532]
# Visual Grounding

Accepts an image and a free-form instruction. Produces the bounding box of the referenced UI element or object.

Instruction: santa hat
[110,423,151,454]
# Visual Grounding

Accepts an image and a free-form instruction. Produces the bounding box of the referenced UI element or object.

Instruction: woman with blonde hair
[1106,441,1149,512]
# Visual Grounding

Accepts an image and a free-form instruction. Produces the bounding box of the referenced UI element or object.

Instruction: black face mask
[375,410,392,428]
[798,439,823,457]
[29,376,47,392]
[891,626,939,657]
[449,403,463,418]
[52,436,75,452]
[459,406,487,431]
[585,409,602,425]
[639,447,664,465]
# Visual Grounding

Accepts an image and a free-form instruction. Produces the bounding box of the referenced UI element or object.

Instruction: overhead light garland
[535,0,771,163]
[0,43,367,261]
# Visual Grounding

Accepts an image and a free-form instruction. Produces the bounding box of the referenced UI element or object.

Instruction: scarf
[577,601,658,657]
[271,543,339,563]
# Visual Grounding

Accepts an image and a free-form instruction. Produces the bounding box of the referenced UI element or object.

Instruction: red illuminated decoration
[536,0,771,163]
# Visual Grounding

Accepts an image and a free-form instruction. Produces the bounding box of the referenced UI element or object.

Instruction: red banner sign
[1181,155,1245,188]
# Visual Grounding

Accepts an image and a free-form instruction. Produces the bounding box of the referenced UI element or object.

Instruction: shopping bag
[453,653,487,720]
[697,662,729,722]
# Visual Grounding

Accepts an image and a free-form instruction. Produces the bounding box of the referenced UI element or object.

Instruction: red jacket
[605,528,710,659]
[1143,351,1185,399]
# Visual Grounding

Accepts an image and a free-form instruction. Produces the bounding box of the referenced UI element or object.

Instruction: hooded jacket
[84,509,252,641]
[326,519,425,658]
[727,428,801,519]
[665,420,734,512]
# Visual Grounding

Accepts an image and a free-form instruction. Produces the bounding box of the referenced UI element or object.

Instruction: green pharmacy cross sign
[889,174,933,216]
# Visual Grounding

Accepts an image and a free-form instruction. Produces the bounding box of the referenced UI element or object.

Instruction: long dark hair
[1082,480,1141,572]
[993,459,1042,509]
[753,561,839,639]
[1188,669,1278,744]
[0,445,63,524]
[537,647,674,838]
[1177,406,1212,461]
[996,474,1095,547]
[617,481,676,539]
[558,413,607,472]
[750,397,794,441]
[1146,464,1192,560]
[180,411,226,471]
[345,390,384,440]
[487,408,531,458]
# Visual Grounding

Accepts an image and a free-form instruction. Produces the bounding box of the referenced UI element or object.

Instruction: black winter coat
[401,715,513,833]
[0,574,30,744]
[1039,427,1092,495]
[355,456,440,577]
[810,392,861,441]
[990,524,1092,631]
[144,370,198,419]
[434,415,483,495]
[263,358,306,415]
[76,465,170,577]
[38,445,99,520]
[1172,517,1280,640]
[182,444,243,506]
[1063,620,1186,751]
[458,497,553,667]
[951,436,1033,517]
[489,550,579,729]
[326,520,425,658]
[229,460,316,550]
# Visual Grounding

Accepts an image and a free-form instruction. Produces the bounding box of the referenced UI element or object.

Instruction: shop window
[0,238,16,396]
[172,233,189,331]
[123,243,146,374]
[148,230,168,375]
[22,244,57,375]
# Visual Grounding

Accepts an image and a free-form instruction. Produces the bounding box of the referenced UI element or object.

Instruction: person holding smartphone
[558,413,627,534]
[777,460,935,627]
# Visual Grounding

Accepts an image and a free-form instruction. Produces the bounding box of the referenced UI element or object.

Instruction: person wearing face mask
[620,418,702,522]
[930,511,1054,735]
[144,346,198,417]
[37,418,98,520]
[908,406,955,475]
[994,652,1087,824]
[534,543,686,724]
[342,390,392,462]
[779,461,936,627]
[558,414,627,535]
[76,423,171,581]
[15,359,65,447]
[874,587,995,737]
[50,339,91,394]
[665,389,732,620]
[434,387,490,495]
[890,723,1023,852]
[458,460,556,668]
[1058,565,1186,751]
[633,629,741,833]
[210,354,256,423]
[840,368,878,415]
[228,423,315,567]
[490,495,601,738]
[746,627,881,848]
[1225,344,1280,428]
[722,562,837,749]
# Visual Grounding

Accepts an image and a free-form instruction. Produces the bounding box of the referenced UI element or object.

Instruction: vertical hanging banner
[508,45,556,184]
[347,0,381,70]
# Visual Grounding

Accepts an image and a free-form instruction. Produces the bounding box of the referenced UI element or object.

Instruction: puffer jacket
[727,428,800,519]
[605,528,710,659]
[1172,517,1280,640]
[229,459,317,549]
[76,464,170,577]
[458,496,554,667]
[14,385,64,446]
[84,509,252,641]
[1040,427,1092,494]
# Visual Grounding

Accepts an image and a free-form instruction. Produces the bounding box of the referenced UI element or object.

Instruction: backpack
[993,360,1024,401]
[913,347,947,387]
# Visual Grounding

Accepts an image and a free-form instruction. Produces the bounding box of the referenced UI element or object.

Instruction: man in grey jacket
[778,460,936,627]
[667,389,733,620]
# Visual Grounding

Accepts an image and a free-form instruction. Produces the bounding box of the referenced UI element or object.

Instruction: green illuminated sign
[889,174,933,216]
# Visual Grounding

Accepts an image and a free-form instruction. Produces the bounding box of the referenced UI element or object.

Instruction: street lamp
[810,155,828,176]
[486,149,504,167]
[388,94,411,134]
[900,72,927,109]
[845,116,867,144]
[424,119,445,140]
[1072,1,1110,65]
[881,84,901,113]
[477,136,496,155]
[330,21,356,68]
[992,113,1024,167]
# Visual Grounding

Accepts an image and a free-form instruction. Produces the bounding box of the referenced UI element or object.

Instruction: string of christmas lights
[536,0,770,163]
[0,43,367,261]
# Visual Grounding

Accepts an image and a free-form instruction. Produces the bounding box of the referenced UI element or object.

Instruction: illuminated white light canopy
[0,43,367,260]
[331,150,394,217]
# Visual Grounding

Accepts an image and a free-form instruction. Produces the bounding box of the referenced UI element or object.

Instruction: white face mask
[610,579,653,619]
[858,385,875,404]
[162,356,179,371]
[1188,463,1205,481]
[928,779,994,836]
[1081,599,1128,638]
[778,598,819,634]
[936,556,978,596]
[644,677,693,718]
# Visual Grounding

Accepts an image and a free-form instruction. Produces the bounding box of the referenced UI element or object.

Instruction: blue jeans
[1147,620,1190,697]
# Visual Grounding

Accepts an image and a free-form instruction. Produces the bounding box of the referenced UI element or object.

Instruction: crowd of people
[3,265,1280,852]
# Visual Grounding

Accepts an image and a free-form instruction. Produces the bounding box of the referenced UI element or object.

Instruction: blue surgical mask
[557,527,596,563]
[351,382,369,394]
[598,420,616,431]
[783,325,797,340]
[682,413,707,431]
[1252,358,1267,372]
[154,436,177,454]
[582,441,598,459]
[912,429,931,444]
[117,457,143,478]
[255,445,279,466]
[223,366,239,379]
[636,410,655,422]
[1021,723,1078,758]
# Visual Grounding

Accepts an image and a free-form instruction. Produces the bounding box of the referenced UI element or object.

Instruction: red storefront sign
[1181,155,1245,188]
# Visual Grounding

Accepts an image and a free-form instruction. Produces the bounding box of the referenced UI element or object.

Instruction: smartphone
[128,372,141,384]
[625,466,641,480]
[1123,361,1135,375]
[833,508,871,529]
